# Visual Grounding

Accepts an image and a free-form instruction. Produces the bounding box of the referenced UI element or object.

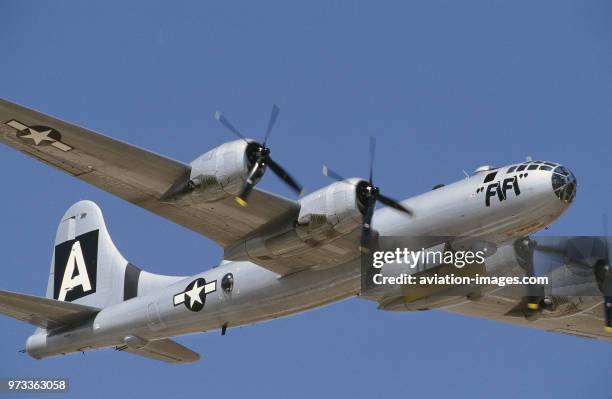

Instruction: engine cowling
[296,178,365,236]
[187,139,255,202]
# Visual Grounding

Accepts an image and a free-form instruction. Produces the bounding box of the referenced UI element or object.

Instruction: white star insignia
[173,279,217,309]
[185,281,205,306]
[20,127,55,145]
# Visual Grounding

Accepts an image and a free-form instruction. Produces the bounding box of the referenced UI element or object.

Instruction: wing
[0,98,298,248]
[445,295,611,341]
[367,238,612,342]
[0,290,99,329]
[369,289,611,342]
[118,338,200,364]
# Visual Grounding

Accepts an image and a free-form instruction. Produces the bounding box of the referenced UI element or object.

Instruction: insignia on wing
[5,119,72,151]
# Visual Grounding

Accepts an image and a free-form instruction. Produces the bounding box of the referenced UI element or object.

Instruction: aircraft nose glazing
[551,165,577,203]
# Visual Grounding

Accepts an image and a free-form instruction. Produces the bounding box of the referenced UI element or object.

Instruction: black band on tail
[123,263,142,301]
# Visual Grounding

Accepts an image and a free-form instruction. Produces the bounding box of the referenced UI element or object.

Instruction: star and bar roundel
[173,278,217,312]
[6,119,73,151]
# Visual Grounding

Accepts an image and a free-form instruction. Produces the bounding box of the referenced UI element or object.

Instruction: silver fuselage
[27,162,575,359]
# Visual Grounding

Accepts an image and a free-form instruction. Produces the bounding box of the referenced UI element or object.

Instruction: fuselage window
[516,165,527,172]
[483,171,498,183]
[527,164,538,170]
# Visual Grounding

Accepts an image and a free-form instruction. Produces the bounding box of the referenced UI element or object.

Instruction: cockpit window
[507,166,517,173]
[563,183,576,202]
[556,166,570,176]
[544,162,556,167]
[552,174,565,191]
[527,164,538,170]
[539,165,552,171]
[516,165,527,172]
[483,171,498,183]
[533,161,543,164]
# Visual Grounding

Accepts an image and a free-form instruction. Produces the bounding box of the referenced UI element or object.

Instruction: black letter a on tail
[53,230,99,302]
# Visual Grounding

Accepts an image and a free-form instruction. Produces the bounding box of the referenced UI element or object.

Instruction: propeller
[595,215,612,332]
[323,137,413,253]
[513,237,545,310]
[214,105,303,206]
[530,216,612,332]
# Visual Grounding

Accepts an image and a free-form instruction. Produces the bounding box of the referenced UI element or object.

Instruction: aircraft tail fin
[46,200,183,309]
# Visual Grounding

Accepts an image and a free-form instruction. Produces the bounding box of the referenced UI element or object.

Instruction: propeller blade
[214,111,247,142]
[322,165,346,182]
[601,214,611,332]
[532,240,592,268]
[533,243,566,256]
[359,196,376,253]
[377,193,413,216]
[603,214,609,264]
[236,183,255,207]
[263,104,280,146]
[268,157,303,195]
[369,136,376,184]
[604,282,612,333]
[235,162,261,206]
[514,238,544,310]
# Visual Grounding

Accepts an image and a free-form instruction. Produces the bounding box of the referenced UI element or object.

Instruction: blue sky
[1,1,611,398]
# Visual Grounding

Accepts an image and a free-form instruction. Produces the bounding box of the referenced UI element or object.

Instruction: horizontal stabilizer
[119,338,200,364]
[0,290,99,329]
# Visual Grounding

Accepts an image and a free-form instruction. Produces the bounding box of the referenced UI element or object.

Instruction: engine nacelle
[187,140,252,202]
[224,178,366,265]
[296,178,364,236]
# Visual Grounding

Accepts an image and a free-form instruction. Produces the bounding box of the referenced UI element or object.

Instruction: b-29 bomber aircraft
[0,99,608,364]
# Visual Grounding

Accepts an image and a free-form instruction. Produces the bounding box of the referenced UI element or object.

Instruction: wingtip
[214,111,222,120]
[322,165,328,177]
